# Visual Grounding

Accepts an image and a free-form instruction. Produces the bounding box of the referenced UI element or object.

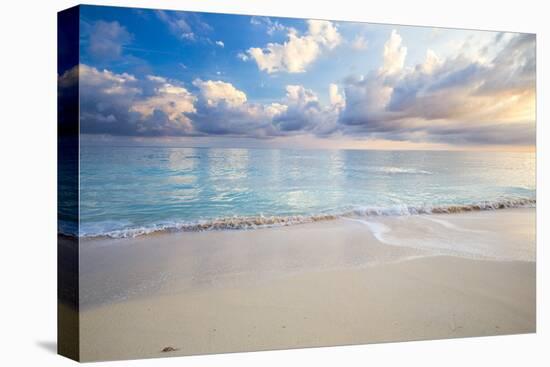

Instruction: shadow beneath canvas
[36,340,57,354]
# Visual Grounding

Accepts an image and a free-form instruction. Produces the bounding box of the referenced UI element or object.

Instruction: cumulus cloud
[273,85,321,131]
[244,20,342,73]
[307,20,341,50]
[64,64,291,137]
[76,65,141,135]
[273,85,341,135]
[130,78,196,132]
[329,84,345,109]
[192,79,247,107]
[339,75,394,129]
[88,21,132,60]
[339,30,407,129]
[74,65,200,136]
[69,27,535,147]
[338,30,535,146]
[382,30,407,75]
[190,80,284,136]
[386,34,535,126]
[69,64,332,138]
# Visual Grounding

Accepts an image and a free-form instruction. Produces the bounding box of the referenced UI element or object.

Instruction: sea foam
[78,197,535,239]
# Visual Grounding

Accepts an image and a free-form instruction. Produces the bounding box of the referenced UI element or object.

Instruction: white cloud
[191,80,281,136]
[286,84,319,104]
[74,27,535,148]
[75,65,201,136]
[246,31,320,74]
[307,20,341,49]
[245,19,342,73]
[272,85,339,135]
[79,64,139,95]
[329,83,345,109]
[382,30,407,75]
[75,66,284,137]
[340,74,394,127]
[419,49,441,74]
[215,40,224,47]
[130,78,196,131]
[338,31,535,146]
[192,79,247,107]
[265,103,288,117]
[339,30,411,128]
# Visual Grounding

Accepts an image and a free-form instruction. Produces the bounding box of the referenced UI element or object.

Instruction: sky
[60,5,536,150]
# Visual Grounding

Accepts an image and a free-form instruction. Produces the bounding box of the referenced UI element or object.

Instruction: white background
[0,0,547,365]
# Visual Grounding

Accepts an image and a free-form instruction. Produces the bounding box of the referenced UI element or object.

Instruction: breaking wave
[78,197,535,239]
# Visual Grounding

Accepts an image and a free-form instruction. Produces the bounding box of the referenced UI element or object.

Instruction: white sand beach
[78,208,535,361]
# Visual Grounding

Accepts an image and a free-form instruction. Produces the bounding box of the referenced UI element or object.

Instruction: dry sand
[78,208,535,361]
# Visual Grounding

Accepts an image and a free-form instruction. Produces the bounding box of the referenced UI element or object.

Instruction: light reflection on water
[79,146,535,236]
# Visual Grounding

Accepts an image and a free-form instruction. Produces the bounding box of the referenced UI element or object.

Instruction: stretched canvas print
[58,4,536,362]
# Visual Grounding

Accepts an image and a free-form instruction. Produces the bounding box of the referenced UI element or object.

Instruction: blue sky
[62,5,536,150]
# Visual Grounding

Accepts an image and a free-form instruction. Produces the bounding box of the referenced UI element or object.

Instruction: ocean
[70,146,535,238]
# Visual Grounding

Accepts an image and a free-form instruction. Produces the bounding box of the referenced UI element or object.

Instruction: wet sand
[78,208,536,361]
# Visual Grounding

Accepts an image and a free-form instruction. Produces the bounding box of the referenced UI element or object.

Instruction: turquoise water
[75,146,535,238]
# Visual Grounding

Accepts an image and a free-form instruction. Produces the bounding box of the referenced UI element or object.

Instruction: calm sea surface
[73,146,535,237]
